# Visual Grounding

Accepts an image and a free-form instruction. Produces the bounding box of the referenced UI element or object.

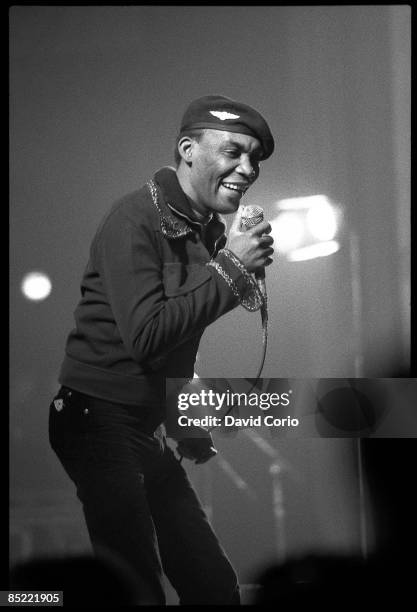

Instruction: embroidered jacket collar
[152,167,227,246]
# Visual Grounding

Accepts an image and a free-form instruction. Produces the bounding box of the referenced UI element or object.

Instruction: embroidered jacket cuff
[207,248,263,312]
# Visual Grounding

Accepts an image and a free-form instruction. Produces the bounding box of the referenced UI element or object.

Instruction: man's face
[185,130,263,216]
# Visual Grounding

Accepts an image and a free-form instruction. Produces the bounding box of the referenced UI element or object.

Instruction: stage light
[271,195,363,375]
[270,213,305,254]
[271,195,342,261]
[287,240,340,262]
[305,196,338,241]
[21,271,52,301]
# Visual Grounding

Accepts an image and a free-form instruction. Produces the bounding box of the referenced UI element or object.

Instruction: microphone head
[240,205,264,229]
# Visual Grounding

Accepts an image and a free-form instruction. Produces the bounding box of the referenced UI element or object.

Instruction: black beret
[179,94,274,160]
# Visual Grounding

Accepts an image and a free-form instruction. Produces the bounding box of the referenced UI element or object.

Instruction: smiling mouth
[221,182,249,195]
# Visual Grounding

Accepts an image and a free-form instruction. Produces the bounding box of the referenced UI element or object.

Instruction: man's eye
[224,150,240,158]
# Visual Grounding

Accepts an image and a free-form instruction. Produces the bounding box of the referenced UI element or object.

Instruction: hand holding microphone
[225,205,274,280]
[240,205,269,298]
[226,204,272,381]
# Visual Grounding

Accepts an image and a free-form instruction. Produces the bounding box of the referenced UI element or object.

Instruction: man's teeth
[222,183,247,194]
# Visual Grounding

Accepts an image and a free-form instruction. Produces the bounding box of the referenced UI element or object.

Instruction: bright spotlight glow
[272,194,342,261]
[270,213,305,254]
[287,240,340,262]
[278,196,311,210]
[306,197,338,241]
[21,271,52,301]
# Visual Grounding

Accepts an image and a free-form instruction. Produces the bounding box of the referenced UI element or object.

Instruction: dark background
[9,5,410,597]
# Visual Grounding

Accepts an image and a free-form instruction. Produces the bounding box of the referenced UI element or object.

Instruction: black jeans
[48,387,240,605]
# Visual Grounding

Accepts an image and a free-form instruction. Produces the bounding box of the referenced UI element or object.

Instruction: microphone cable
[205,205,269,432]
[178,205,269,460]
[240,205,268,395]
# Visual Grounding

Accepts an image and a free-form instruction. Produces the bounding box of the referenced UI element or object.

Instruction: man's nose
[237,156,256,179]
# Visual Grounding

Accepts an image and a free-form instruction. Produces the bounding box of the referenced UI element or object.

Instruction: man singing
[49,94,275,605]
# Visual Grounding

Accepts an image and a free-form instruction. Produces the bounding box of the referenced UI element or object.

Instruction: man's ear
[177,136,195,164]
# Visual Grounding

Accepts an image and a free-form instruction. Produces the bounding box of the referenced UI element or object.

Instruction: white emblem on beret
[210,110,240,121]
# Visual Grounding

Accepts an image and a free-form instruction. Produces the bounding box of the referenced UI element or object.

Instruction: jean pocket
[48,387,84,450]
[50,386,77,411]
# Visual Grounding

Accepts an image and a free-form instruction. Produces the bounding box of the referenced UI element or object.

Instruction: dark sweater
[59,167,262,406]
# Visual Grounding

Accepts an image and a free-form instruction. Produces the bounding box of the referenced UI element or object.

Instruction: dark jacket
[59,166,262,406]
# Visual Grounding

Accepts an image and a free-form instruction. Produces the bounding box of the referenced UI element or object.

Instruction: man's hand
[225,205,274,273]
[165,377,217,463]
[177,434,217,464]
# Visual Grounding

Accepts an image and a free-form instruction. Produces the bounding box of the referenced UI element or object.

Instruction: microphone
[240,204,268,386]
[240,205,266,298]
